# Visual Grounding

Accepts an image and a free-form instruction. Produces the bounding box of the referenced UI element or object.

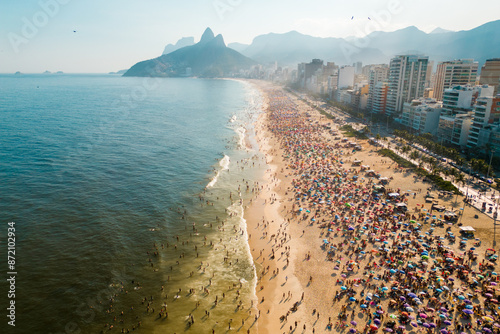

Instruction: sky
[0,0,499,73]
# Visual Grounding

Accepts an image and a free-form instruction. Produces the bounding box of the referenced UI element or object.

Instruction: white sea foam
[226,201,257,300]
[206,155,230,188]
[220,154,230,171]
[236,126,246,149]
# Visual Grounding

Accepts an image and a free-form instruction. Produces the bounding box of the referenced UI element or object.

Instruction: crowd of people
[264,89,500,334]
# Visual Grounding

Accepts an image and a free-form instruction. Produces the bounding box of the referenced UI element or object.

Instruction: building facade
[441,86,474,115]
[438,114,472,147]
[468,96,500,148]
[433,59,478,101]
[479,58,500,95]
[367,66,389,111]
[371,82,389,114]
[401,98,442,135]
[298,59,324,87]
[386,55,428,115]
[338,66,355,89]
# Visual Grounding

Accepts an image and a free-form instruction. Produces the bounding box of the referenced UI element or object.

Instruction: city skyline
[1,0,499,73]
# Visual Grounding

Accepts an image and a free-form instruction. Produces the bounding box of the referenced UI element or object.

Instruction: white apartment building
[386,55,428,115]
[401,98,442,135]
[468,96,500,148]
[338,66,355,89]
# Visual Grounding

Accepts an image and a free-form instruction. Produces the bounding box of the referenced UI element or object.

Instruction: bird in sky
[351,16,354,20]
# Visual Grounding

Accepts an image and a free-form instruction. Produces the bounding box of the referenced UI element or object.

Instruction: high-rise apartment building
[467,96,500,148]
[353,61,362,74]
[479,58,500,95]
[433,59,478,101]
[425,60,434,88]
[386,55,428,115]
[371,82,389,114]
[367,66,389,111]
[337,66,355,89]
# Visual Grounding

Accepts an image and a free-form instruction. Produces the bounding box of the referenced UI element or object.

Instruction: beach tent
[444,211,458,222]
[379,177,389,185]
[395,203,408,212]
[432,205,446,212]
[366,170,377,176]
[373,185,386,194]
[459,226,475,239]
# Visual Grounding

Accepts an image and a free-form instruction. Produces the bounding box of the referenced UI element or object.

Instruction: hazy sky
[1,0,499,73]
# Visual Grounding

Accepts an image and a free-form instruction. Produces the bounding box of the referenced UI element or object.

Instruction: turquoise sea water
[0,74,265,333]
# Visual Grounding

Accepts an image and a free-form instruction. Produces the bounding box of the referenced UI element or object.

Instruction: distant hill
[108,69,127,75]
[358,20,500,66]
[238,20,500,67]
[124,28,256,77]
[240,30,389,66]
[162,37,195,55]
[430,27,454,34]
[123,20,500,77]
[228,42,249,53]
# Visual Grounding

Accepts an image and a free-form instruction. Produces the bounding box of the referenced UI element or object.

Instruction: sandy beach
[245,82,499,334]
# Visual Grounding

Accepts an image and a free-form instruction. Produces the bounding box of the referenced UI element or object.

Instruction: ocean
[0,74,265,333]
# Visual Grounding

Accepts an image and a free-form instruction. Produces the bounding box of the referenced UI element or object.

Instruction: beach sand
[245,81,498,334]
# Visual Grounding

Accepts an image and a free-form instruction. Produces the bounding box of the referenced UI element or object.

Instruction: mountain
[162,37,195,55]
[124,28,256,78]
[430,27,453,34]
[238,20,500,67]
[362,26,429,56]
[228,42,249,53]
[108,69,127,75]
[240,30,387,66]
[360,20,500,66]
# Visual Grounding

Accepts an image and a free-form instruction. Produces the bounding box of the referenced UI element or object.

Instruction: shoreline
[244,81,499,334]
[245,81,311,333]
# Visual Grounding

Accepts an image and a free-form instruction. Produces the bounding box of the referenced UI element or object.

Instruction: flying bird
[368,17,371,20]
[73,30,77,33]
[351,16,354,20]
